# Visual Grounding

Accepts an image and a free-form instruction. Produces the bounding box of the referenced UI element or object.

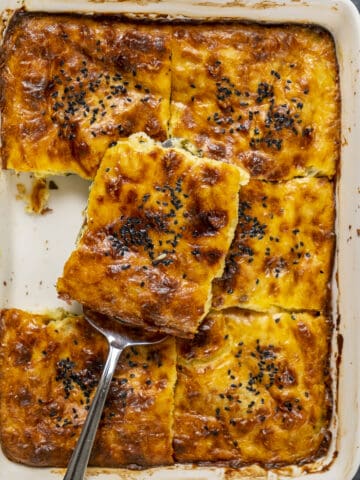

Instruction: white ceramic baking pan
[0,0,359,479]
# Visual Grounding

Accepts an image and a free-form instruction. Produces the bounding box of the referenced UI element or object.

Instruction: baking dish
[0,0,359,478]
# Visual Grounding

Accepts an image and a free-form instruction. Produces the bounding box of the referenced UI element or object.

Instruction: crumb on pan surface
[57,133,248,338]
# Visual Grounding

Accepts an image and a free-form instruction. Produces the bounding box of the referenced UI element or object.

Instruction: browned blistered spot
[293,267,306,285]
[303,189,320,204]
[113,119,135,138]
[173,437,187,455]
[238,151,273,177]
[125,31,165,54]
[43,340,59,356]
[22,74,47,101]
[148,275,179,297]
[274,402,305,430]
[295,321,315,348]
[13,342,32,365]
[268,280,280,296]
[171,300,203,329]
[16,386,33,407]
[162,150,182,178]
[105,176,123,200]
[293,153,306,168]
[145,115,165,140]
[253,49,271,62]
[257,428,274,449]
[122,387,155,412]
[301,126,315,147]
[20,118,48,142]
[219,255,239,284]
[173,28,186,40]
[126,189,138,205]
[178,315,223,360]
[206,141,226,160]
[181,107,196,130]
[276,365,298,387]
[201,166,222,185]
[202,248,223,266]
[250,32,285,61]
[149,150,159,161]
[140,302,162,325]
[264,256,288,276]
[30,444,59,466]
[233,417,257,434]
[207,59,222,80]
[70,137,90,160]
[78,234,107,261]
[113,52,134,74]
[192,210,228,238]
[211,291,224,309]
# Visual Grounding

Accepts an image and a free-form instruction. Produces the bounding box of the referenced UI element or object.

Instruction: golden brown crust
[1,13,171,179]
[0,308,176,468]
[170,24,340,180]
[212,178,335,312]
[1,18,340,181]
[57,134,247,338]
[0,16,338,471]
[174,309,332,466]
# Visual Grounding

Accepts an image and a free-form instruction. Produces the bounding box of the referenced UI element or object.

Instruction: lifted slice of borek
[57,133,248,338]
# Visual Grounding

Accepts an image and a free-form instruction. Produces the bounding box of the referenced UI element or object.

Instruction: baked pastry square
[170,24,340,180]
[57,133,248,338]
[174,309,332,466]
[212,178,335,312]
[1,13,171,179]
[0,308,176,467]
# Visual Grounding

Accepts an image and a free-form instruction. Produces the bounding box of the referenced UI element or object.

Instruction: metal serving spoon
[63,308,168,480]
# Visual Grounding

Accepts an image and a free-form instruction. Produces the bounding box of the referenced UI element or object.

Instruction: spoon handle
[63,343,123,480]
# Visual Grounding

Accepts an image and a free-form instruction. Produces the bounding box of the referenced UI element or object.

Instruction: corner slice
[174,309,332,466]
[0,309,176,467]
[57,133,248,338]
[170,24,340,180]
[1,14,172,179]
